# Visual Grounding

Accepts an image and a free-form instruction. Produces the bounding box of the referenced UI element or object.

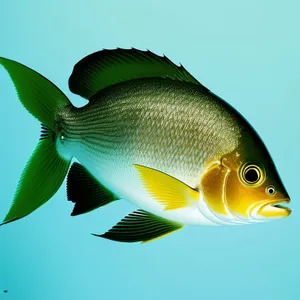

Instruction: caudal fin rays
[0,58,72,224]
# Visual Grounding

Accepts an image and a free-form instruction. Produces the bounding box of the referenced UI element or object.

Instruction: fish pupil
[244,168,259,183]
[267,186,276,195]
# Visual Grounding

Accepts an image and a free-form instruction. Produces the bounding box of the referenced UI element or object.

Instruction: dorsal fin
[68,48,203,100]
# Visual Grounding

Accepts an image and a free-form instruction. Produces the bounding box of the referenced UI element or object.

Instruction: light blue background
[0,1,299,299]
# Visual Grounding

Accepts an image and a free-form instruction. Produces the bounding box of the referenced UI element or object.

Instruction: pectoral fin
[134,164,199,210]
[93,210,183,243]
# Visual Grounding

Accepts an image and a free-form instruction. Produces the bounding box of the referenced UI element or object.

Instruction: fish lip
[271,198,290,208]
[258,198,291,218]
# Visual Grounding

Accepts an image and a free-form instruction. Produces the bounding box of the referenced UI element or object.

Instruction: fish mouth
[257,198,291,218]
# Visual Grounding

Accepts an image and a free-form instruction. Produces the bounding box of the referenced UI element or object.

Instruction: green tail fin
[0,58,72,225]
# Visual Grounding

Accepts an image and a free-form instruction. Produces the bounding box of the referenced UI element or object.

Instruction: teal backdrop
[0,1,299,299]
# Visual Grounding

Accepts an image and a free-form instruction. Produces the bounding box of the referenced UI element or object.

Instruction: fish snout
[257,198,291,219]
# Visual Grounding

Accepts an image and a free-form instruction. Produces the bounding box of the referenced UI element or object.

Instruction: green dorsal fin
[67,163,118,216]
[93,209,183,243]
[68,48,203,100]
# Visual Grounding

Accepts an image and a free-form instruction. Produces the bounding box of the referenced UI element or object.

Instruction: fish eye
[266,185,276,196]
[240,164,264,186]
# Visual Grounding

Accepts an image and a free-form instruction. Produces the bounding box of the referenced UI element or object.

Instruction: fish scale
[63,79,239,183]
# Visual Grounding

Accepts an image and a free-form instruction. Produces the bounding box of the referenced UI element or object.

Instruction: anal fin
[67,163,118,216]
[93,210,183,243]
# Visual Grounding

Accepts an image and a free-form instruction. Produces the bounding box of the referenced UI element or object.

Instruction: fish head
[201,132,291,222]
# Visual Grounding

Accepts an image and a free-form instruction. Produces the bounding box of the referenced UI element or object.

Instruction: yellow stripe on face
[201,164,229,215]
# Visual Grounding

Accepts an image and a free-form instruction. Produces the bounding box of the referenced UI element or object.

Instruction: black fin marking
[0,217,21,227]
[69,48,205,100]
[40,124,50,140]
[67,163,119,216]
[93,209,183,243]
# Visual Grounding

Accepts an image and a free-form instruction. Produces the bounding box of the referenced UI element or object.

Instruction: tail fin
[0,58,72,225]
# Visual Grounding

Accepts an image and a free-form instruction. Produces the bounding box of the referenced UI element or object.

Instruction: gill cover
[201,163,229,216]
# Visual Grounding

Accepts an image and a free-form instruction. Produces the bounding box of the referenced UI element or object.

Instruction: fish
[0,48,291,243]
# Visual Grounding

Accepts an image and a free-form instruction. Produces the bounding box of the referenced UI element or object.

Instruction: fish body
[0,49,291,242]
[60,78,240,225]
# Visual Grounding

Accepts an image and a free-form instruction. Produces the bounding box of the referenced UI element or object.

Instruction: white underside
[59,139,245,226]
[80,158,218,226]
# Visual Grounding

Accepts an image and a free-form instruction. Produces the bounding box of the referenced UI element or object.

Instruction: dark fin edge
[0,217,20,227]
